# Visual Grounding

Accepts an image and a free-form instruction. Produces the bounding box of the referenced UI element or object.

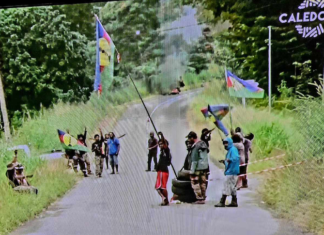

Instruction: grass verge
[0,81,150,235]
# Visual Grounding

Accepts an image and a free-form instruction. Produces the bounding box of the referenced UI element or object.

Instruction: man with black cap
[146,132,158,172]
[201,128,211,148]
[187,131,209,204]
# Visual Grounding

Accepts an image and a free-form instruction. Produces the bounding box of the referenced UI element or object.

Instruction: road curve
[11,90,310,235]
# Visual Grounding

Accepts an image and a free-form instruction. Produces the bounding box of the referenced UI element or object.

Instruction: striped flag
[226,70,264,98]
[94,15,115,94]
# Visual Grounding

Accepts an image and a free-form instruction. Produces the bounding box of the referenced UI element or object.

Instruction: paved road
[11,90,310,235]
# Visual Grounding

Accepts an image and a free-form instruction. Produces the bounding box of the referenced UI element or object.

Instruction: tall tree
[188,0,323,96]
[0,7,92,117]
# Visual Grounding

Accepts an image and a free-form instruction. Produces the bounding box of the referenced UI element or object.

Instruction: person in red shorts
[155,138,172,206]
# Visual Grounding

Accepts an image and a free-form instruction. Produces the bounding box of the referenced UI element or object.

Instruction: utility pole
[268,26,272,113]
[322,48,324,103]
[0,72,11,141]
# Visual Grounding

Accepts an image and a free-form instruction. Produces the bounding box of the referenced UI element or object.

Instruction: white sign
[279,0,324,38]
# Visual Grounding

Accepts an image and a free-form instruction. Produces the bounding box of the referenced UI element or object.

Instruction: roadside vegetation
[187,74,324,234]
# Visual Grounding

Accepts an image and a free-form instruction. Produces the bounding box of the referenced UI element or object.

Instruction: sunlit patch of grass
[0,158,78,235]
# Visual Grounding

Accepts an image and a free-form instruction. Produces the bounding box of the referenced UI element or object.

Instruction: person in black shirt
[146,132,158,172]
[183,140,193,170]
[91,128,105,177]
[155,138,172,206]
[201,128,211,148]
[104,134,110,170]
[200,128,211,184]
[75,127,88,177]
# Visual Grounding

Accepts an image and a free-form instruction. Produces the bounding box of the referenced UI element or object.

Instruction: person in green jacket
[187,131,209,204]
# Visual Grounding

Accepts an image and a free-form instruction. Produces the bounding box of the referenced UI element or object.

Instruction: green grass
[0,81,150,235]
[187,78,324,234]
[0,158,78,235]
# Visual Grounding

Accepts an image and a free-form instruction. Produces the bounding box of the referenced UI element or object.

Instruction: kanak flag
[226,70,264,98]
[94,15,115,93]
[57,130,90,152]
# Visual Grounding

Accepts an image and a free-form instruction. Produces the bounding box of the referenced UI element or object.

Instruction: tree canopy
[0,7,93,119]
[186,0,324,96]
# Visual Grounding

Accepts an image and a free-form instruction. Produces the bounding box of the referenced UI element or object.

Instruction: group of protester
[5,150,38,194]
[65,128,120,178]
[152,126,254,207]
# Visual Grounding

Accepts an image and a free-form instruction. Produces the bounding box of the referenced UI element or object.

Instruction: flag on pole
[57,130,90,152]
[214,120,229,136]
[207,104,231,120]
[226,70,264,98]
[200,104,231,119]
[94,15,115,94]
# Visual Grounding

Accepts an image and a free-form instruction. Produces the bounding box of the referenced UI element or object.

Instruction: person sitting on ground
[14,165,39,195]
[11,150,20,168]
[232,134,245,190]
[215,137,240,208]
[155,137,172,206]
[15,164,28,186]
[187,131,209,204]
[6,163,19,188]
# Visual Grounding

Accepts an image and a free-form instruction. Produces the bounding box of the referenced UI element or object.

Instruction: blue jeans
[110,154,118,166]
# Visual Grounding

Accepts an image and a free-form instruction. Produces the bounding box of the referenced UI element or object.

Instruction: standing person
[75,127,89,177]
[155,137,172,206]
[200,128,212,185]
[183,140,193,170]
[200,128,211,148]
[146,132,158,172]
[215,137,240,207]
[104,134,110,170]
[187,131,209,204]
[108,132,120,174]
[77,128,93,175]
[65,129,75,169]
[242,133,254,188]
[232,134,245,190]
[91,129,105,177]
[179,76,185,88]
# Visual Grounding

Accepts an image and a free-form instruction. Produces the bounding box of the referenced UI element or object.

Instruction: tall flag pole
[268,26,272,112]
[94,14,115,96]
[225,66,233,129]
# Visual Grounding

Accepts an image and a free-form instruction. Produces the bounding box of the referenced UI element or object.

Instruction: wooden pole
[0,72,11,141]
